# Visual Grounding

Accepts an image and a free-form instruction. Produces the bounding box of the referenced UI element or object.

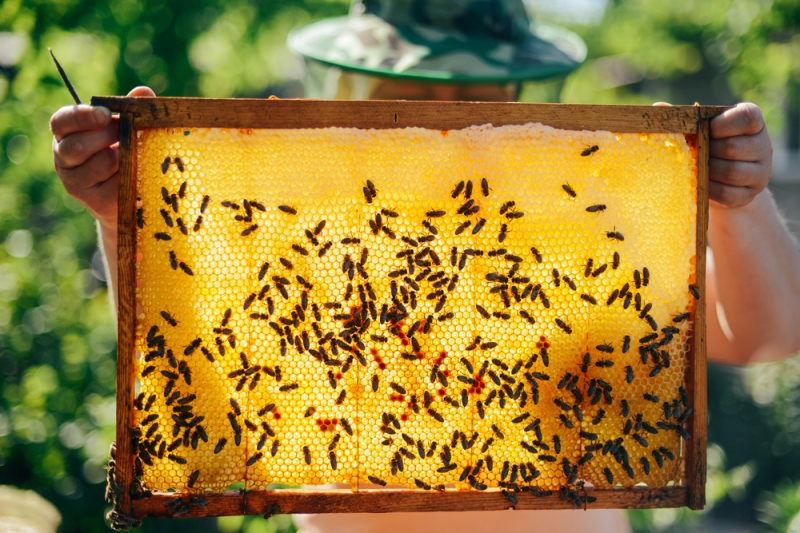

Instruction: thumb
[127,86,156,97]
[653,102,672,107]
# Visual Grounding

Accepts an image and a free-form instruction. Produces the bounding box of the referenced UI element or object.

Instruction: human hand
[654,102,772,209]
[51,86,156,228]
[708,103,773,209]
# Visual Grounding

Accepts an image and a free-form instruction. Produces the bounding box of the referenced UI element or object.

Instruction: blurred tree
[0,0,798,532]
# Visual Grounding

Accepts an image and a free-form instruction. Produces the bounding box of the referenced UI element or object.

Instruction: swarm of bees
[128,126,699,506]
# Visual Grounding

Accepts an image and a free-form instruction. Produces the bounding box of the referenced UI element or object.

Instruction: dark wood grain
[91,97,729,133]
[687,121,710,510]
[131,486,689,518]
[115,112,137,517]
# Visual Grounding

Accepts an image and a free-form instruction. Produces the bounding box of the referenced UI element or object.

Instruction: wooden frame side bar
[115,112,137,517]
[686,121,711,510]
[131,487,689,518]
[91,97,729,133]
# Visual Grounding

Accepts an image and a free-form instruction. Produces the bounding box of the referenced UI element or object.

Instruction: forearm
[97,219,119,314]
[707,189,800,363]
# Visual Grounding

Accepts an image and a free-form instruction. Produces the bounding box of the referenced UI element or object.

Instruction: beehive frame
[94,97,727,523]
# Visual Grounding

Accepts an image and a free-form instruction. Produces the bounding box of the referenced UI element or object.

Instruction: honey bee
[498,224,508,243]
[160,310,178,326]
[184,338,201,355]
[193,215,203,232]
[672,312,691,323]
[581,145,599,156]
[381,225,396,239]
[606,229,624,241]
[606,289,619,305]
[464,180,473,199]
[689,284,700,300]
[154,232,171,241]
[324,449,337,470]
[555,318,572,334]
[136,208,145,228]
[246,452,263,467]
[642,267,650,286]
[174,157,184,172]
[481,177,490,196]
[581,294,598,305]
[241,224,258,236]
[422,220,438,236]
[592,264,608,277]
[178,181,187,199]
[318,241,332,257]
[623,293,632,309]
[176,217,188,235]
[292,243,309,255]
[179,262,193,276]
[530,246,542,263]
[278,205,297,215]
[596,343,613,353]
[585,204,606,213]
[200,195,210,214]
[562,183,577,198]
[167,453,187,465]
[539,288,550,308]
[161,157,171,174]
[451,180,465,198]
[455,220,471,235]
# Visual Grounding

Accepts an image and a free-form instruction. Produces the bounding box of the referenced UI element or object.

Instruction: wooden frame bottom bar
[132,487,689,518]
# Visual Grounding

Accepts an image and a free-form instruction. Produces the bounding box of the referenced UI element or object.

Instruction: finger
[711,102,765,139]
[128,86,156,98]
[652,102,672,106]
[58,146,119,198]
[50,104,111,141]
[54,120,120,170]
[708,181,757,209]
[49,86,154,141]
[709,157,771,189]
[709,127,773,162]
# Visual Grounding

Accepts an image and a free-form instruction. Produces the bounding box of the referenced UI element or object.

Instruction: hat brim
[287,16,587,84]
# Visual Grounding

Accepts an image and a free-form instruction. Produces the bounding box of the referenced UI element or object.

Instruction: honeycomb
[130,123,698,497]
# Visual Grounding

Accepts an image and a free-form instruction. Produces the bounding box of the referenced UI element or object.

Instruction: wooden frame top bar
[91,97,729,132]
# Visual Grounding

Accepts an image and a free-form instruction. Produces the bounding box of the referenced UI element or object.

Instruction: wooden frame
[94,96,726,522]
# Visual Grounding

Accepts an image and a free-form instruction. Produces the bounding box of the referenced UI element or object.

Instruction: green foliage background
[0,0,798,531]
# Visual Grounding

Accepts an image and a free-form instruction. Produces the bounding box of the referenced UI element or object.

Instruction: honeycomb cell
[131,124,698,495]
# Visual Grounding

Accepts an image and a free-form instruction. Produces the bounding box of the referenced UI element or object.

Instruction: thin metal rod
[48,48,82,104]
